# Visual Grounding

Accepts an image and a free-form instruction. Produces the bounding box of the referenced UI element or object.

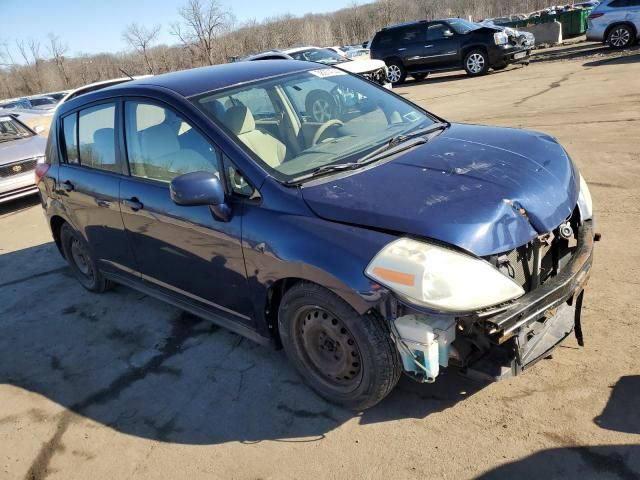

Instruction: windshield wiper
[357,121,449,165]
[285,162,361,185]
[284,121,449,186]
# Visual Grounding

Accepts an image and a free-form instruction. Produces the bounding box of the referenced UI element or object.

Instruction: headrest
[224,105,255,135]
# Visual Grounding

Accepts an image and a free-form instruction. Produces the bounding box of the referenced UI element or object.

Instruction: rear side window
[400,27,425,43]
[77,103,117,172]
[62,114,79,164]
[373,31,395,48]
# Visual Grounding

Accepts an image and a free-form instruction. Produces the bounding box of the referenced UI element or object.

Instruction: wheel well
[264,277,304,345]
[383,56,402,66]
[605,22,637,40]
[50,215,66,257]
[462,45,488,60]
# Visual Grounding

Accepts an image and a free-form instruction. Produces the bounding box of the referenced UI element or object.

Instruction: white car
[240,46,391,90]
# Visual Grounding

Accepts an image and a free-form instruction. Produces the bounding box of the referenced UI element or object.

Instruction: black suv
[370,18,534,84]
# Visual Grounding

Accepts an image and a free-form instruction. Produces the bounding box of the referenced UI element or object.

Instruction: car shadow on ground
[583,52,640,67]
[0,242,487,446]
[476,374,640,479]
[0,194,40,217]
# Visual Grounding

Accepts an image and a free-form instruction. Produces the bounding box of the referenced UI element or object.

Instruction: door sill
[104,271,272,347]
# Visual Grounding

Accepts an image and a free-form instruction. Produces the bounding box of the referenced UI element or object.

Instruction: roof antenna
[119,68,134,80]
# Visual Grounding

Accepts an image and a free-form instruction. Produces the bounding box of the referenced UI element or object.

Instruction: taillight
[35,163,50,185]
[588,13,604,19]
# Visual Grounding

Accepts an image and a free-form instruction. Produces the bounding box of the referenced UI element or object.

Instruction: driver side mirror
[444,30,454,38]
[170,171,231,222]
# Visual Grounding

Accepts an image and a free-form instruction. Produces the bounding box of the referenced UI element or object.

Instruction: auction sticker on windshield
[309,68,347,78]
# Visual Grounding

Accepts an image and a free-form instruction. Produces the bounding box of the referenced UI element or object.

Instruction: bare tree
[122,23,161,74]
[171,0,234,65]
[47,33,71,87]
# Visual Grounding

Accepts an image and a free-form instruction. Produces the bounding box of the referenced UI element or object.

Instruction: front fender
[242,203,396,336]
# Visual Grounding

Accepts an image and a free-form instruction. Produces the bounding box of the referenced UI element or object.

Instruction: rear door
[424,22,462,69]
[395,26,427,72]
[57,101,137,277]
[118,99,254,324]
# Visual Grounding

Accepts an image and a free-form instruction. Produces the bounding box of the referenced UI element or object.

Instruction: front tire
[278,283,401,411]
[464,49,490,76]
[386,60,406,85]
[60,223,113,293]
[412,72,429,81]
[607,25,634,49]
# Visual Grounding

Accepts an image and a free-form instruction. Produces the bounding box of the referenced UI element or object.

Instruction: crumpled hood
[301,123,579,256]
[337,59,387,74]
[0,135,46,166]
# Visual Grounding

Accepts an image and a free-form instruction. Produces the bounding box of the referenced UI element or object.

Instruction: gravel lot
[1,45,639,480]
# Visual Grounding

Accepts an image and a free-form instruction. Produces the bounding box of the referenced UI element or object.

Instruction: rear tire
[60,223,113,293]
[278,282,401,411]
[386,60,406,85]
[607,24,634,49]
[464,49,490,76]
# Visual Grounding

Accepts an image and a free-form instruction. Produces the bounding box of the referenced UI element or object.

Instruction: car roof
[110,60,318,98]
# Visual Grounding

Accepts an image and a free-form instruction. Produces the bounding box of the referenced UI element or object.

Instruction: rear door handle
[61,180,74,192]
[424,45,434,48]
[397,47,407,51]
[123,197,144,211]
[95,198,111,208]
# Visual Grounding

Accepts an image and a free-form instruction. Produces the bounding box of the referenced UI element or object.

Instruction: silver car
[587,0,640,48]
[0,115,46,203]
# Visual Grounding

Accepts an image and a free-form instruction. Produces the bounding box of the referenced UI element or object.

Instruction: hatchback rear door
[57,101,138,277]
[118,99,254,325]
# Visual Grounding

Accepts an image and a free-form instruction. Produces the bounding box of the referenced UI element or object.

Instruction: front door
[118,100,253,324]
[57,101,137,276]
[424,22,461,69]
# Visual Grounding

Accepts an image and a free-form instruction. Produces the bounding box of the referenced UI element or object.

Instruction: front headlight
[365,238,525,312]
[577,173,593,221]
[494,31,509,45]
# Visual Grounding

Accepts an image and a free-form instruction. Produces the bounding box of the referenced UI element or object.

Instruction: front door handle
[424,45,434,48]
[61,180,74,192]
[397,47,407,51]
[123,197,144,211]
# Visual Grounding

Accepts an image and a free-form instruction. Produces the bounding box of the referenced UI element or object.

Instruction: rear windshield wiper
[357,121,449,165]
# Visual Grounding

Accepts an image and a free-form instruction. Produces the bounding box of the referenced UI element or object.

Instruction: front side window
[427,23,453,40]
[447,19,480,35]
[78,103,118,172]
[194,69,435,182]
[124,101,220,183]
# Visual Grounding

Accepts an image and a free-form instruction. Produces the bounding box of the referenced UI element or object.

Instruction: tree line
[0,0,553,99]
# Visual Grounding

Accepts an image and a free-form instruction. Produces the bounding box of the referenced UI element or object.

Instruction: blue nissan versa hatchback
[37,60,596,410]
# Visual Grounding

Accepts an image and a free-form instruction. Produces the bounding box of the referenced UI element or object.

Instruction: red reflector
[35,163,50,185]
[588,13,604,19]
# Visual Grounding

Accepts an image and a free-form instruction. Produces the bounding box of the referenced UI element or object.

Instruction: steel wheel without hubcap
[311,99,333,123]
[70,237,95,281]
[466,53,486,74]
[297,306,362,391]
[609,26,632,48]
[387,64,402,83]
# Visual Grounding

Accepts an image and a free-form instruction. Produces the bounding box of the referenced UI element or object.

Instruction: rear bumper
[466,220,595,381]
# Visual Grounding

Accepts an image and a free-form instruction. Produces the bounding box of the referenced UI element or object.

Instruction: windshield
[288,48,348,65]
[0,117,32,142]
[193,69,437,182]
[448,19,481,34]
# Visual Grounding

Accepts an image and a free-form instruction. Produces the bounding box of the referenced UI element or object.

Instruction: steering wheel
[312,119,344,146]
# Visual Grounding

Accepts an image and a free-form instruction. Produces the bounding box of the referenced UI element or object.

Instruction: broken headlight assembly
[493,31,509,46]
[577,173,593,221]
[365,238,525,313]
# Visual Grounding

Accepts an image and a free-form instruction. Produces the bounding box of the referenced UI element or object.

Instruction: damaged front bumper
[385,220,596,383]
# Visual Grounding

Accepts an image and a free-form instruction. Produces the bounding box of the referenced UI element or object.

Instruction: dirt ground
[1,45,639,480]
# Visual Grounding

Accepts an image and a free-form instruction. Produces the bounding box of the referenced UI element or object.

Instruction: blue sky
[0,0,360,60]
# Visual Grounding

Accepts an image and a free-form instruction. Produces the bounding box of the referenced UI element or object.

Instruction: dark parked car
[370,18,534,84]
[38,61,595,410]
